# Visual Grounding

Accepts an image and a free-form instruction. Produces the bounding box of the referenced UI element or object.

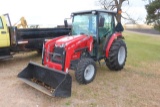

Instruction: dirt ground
[0,52,160,107]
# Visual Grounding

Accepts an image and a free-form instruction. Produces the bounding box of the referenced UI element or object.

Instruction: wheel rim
[118,46,126,65]
[84,64,95,81]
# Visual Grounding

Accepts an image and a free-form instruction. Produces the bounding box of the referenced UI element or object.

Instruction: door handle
[1,31,6,34]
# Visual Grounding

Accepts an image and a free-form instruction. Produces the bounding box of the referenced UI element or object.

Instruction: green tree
[145,0,160,31]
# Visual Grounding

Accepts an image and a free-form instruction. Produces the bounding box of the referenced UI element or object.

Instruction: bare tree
[98,0,116,10]
[98,0,129,23]
[122,11,142,24]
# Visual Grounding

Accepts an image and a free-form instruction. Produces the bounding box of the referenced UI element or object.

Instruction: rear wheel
[105,39,127,71]
[75,58,97,84]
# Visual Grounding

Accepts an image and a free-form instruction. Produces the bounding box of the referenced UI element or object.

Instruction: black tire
[105,39,127,71]
[75,58,97,84]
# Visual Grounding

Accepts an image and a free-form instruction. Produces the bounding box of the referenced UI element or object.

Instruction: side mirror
[64,20,68,28]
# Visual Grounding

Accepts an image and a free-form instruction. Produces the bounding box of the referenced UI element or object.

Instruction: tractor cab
[71,10,117,60]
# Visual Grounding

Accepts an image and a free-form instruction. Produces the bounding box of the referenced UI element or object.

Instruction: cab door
[0,16,10,48]
[98,12,115,58]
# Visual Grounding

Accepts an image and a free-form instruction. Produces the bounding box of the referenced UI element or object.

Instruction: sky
[0,0,148,27]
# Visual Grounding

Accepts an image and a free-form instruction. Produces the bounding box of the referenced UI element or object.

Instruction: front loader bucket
[18,61,72,97]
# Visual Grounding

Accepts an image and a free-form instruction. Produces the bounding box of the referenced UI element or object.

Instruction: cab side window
[98,13,114,38]
[0,18,3,29]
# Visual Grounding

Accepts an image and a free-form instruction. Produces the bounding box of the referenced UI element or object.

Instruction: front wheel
[105,39,127,71]
[75,58,97,84]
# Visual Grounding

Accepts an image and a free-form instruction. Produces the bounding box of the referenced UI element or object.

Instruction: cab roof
[72,9,117,15]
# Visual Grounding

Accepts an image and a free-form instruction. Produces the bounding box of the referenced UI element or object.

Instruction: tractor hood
[55,35,89,47]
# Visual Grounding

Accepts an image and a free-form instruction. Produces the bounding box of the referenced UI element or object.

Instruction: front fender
[105,32,124,58]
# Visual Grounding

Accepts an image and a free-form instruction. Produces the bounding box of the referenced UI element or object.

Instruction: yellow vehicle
[0,14,10,48]
[0,14,71,60]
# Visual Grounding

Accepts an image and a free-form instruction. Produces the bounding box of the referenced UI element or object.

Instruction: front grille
[52,47,65,64]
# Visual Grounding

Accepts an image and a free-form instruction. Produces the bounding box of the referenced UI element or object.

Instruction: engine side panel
[43,35,93,72]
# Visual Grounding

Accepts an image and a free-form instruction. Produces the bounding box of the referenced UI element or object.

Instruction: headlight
[60,43,65,48]
[55,44,58,47]
[55,43,65,48]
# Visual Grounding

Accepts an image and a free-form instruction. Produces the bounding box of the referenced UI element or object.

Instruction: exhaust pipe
[18,61,72,97]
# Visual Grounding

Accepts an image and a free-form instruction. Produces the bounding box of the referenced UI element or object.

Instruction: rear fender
[105,32,123,58]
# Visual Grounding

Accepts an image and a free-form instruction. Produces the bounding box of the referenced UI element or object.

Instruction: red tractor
[18,10,127,97]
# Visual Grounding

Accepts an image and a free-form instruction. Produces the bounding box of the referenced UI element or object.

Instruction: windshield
[72,14,97,37]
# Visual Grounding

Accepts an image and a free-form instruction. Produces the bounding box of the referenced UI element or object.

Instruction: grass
[123,31,160,79]
[124,31,160,66]
[0,31,160,107]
